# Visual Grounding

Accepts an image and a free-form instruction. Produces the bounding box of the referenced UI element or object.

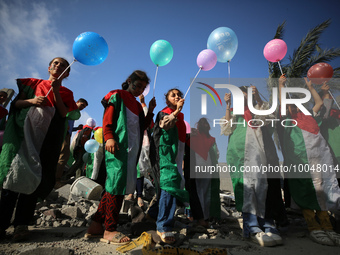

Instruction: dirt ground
[1,210,340,255]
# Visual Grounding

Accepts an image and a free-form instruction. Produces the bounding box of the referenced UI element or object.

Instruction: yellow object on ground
[116,232,228,255]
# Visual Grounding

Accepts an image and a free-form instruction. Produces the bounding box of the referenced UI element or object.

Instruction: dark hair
[0,90,8,96]
[196,117,211,137]
[164,88,183,103]
[49,57,71,74]
[239,85,257,106]
[121,70,150,90]
[239,86,248,93]
[77,98,88,106]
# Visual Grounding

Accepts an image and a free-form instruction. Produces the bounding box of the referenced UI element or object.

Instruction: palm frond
[286,19,331,78]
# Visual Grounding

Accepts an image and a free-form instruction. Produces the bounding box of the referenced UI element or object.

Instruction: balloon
[307,63,333,85]
[263,39,287,62]
[184,120,191,134]
[150,40,173,66]
[73,32,109,66]
[207,27,238,63]
[196,49,217,71]
[94,128,103,144]
[84,139,99,153]
[142,84,150,97]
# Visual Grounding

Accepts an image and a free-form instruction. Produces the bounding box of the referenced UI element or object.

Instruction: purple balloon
[196,49,217,71]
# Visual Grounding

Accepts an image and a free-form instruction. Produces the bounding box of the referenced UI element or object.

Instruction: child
[221,85,283,247]
[151,88,189,244]
[125,94,153,208]
[185,118,220,228]
[279,75,340,246]
[86,70,156,244]
[55,98,88,188]
[318,82,340,167]
[62,117,96,182]
[0,57,77,241]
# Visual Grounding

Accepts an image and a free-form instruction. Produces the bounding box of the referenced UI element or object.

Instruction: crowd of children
[0,58,340,249]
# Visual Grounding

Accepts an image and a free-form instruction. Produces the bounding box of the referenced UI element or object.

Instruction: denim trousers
[243,212,279,237]
[156,189,177,232]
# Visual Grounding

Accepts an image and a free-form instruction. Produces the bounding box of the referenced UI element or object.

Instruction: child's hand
[177,98,185,112]
[139,94,145,104]
[251,85,261,100]
[304,77,312,89]
[224,93,231,105]
[279,74,286,87]
[51,79,62,91]
[321,82,330,93]
[105,138,119,155]
[34,96,47,106]
[148,97,156,112]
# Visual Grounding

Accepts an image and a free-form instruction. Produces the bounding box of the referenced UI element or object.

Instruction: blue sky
[0,0,339,162]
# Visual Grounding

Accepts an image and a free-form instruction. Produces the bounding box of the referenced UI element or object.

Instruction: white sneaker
[310,230,334,246]
[251,231,276,247]
[266,232,283,245]
[325,230,340,246]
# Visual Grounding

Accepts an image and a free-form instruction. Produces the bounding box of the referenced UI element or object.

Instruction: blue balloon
[73,32,109,66]
[207,27,238,63]
[150,40,173,66]
[84,139,99,153]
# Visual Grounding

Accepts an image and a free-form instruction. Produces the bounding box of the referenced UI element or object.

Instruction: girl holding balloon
[318,83,340,171]
[0,57,78,241]
[86,70,156,244]
[150,88,189,244]
[279,75,340,246]
[221,86,283,247]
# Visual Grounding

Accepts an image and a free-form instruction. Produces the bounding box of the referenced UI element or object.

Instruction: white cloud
[0,1,71,90]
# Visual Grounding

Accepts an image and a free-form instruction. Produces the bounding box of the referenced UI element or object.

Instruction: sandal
[125,194,134,201]
[157,230,175,244]
[13,225,29,242]
[100,232,130,245]
[310,230,334,246]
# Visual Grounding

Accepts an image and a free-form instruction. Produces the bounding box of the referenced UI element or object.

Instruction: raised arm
[224,93,231,121]
[304,77,323,114]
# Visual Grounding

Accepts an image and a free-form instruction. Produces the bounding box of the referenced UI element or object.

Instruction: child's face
[167,90,181,108]
[128,80,147,97]
[48,58,69,79]
[0,92,7,105]
[77,101,87,111]
[287,104,299,115]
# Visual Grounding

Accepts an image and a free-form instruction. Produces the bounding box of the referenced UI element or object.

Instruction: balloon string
[184,67,202,99]
[277,61,283,75]
[152,65,159,98]
[45,59,76,97]
[329,89,340,110]
[228,61,231,85]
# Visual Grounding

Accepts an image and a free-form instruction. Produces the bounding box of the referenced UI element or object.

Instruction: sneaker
[251,231,276,247]
[266,232,283,245]
[310,230,334,246]
[325,230,340,246]
[13,225,29,242]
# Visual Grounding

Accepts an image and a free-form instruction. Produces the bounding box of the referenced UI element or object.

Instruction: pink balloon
[184,120,191,134]
[263,39,287,62]
[196,49,217,71]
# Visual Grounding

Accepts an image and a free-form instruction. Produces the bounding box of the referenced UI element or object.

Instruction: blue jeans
[243,212,279,237]
[156,189,176,232]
